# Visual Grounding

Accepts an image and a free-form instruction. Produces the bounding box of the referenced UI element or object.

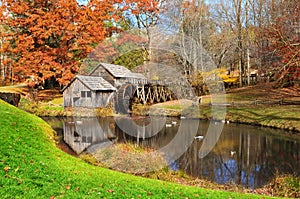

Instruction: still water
[44,116,300,189]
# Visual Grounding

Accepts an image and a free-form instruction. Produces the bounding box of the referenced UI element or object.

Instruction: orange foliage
[0,0,119,86]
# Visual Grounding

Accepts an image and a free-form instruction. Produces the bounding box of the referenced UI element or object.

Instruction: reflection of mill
[63,116,180,154]
[63,117,116,154]
[46,116,300,189]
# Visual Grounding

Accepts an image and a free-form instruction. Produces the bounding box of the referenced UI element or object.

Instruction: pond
[44,116,300,189]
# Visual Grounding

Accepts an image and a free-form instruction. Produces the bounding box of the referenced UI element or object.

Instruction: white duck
[230,151,236,157]
[194,135,204,140]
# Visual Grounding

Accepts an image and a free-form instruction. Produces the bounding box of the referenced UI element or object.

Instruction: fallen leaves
[4,166,10,172]
[65,184,71,190]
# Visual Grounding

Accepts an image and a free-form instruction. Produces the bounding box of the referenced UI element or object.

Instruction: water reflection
[44,116,300,189]
[63,117,116,154]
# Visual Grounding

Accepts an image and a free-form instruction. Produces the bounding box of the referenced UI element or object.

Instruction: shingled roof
[61,75,116,92]
[90,63,147,79]
[100,63,132,77]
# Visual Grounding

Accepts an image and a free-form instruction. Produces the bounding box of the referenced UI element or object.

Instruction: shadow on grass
[229,108,300,122]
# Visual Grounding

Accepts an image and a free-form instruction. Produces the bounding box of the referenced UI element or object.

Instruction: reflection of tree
[177,123,300,188]
[59,117,300,188]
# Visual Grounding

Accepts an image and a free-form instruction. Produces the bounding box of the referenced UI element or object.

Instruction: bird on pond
[194,135,204,140]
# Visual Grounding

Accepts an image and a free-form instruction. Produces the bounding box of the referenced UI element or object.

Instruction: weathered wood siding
[63,79,114,108]
[93,91,115,107]
[89,65,115,86]
[117,78,148,86]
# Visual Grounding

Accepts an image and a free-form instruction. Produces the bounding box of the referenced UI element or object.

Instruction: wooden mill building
[62,63,147,109]
[62,63,176,112]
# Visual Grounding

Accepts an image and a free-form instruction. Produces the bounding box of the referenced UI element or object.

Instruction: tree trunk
[236,0,243,87]
[246,0,251,85]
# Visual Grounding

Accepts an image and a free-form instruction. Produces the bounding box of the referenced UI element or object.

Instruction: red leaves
[1,0,117,86]
[0,0,160,86]
[261,1,300,84]
[120,0,160,28]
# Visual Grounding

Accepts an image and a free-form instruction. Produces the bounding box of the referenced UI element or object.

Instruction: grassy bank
[225,105,300,132]
[143,89,300,133]
[0,100,279,198]
[137,102,300,133]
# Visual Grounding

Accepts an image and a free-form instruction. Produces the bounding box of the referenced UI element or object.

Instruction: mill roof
[61,75,116,92]
[90,63,147,79]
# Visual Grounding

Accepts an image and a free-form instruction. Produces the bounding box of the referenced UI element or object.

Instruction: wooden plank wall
[64,79,114,108]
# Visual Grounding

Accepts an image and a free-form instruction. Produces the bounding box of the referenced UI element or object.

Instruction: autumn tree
[0,0,120,87]
[215,0,246,86]
[87,0,162,70]
[119,0,161,38]
[79,30,149,75]
[179,0,213,73]
[0,24,10,85]
[261,0,300,87]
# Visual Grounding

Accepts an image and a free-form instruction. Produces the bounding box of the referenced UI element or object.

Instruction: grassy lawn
[225,105,300,131]
[147,101,300,133]
[0,100,281,198]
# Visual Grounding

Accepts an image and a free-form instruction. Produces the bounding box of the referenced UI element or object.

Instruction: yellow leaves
[14,167,19,172]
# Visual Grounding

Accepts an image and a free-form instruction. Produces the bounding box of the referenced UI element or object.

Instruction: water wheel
[115,84,136,114]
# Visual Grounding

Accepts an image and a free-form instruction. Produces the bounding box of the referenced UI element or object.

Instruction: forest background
[0,0,299,91]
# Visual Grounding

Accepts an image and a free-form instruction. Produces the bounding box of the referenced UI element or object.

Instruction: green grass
[225,105,300,131]
[189,104,300,133]
[19,98,66,117]
[140,92,300,133]
[0,100,281,198]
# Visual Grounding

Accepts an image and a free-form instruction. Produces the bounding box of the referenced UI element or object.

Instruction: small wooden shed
[62,75,116,108]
